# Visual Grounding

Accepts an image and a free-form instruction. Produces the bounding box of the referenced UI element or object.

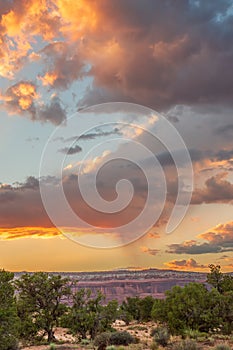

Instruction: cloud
[0,176,53,229]
[0,0,233,111]
[167,221,233,255]
[64,128,121,142]
[164,258,207,270]
[40,41,85,89]
[141,246,160,256]
[78,0,233,110]
[215,124,233,138]
[0,81,38,117]
[37,96,66,125]
[0,83,66,124]
[0,0,60,78]
[0,227,61,240]
[199,222,233,248]
[0,169,148,240]
[192,172,233,205]
[59,144,82,155]
[167,241,222,255]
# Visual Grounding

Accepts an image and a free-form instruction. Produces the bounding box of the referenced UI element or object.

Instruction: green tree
[207,264,224,293]
[64,289,118,340]
[139,295,155,322]
[15,272,70,342]
[0,270,19,350]
[120,297,141,322]
[152,283,210,334]
[207,264,233,294]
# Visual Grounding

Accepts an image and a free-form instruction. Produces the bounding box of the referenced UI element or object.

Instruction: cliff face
[72,277,206,303]
[15,269,206,304]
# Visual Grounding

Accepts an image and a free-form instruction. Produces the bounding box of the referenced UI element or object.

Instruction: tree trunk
[47,329,56,342]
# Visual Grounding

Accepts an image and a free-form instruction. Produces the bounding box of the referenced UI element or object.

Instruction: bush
[49,344,56,350]
[214,346,231,350]
[94,332,111,350]
[109,331,135,346]
[152,327,170,347]
[106,346,117,350]
[172,339,199,350]
[183,328,206,340]
[150,342,158,350]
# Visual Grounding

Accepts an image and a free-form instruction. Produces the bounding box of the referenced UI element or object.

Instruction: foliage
[109,331,135,346]
[151,282,231,335]
[138,295,155,322]
[152,326,170,347]
[214,345,231,350]
[15,272,70,342]
[63,289,118,340]
[150,343,158,350]
[93,332,111,350]
[120,296,155,322]
[120,297,140,323]
[207,264,233,294]
[0,270,19,350]
[183,328,207,340]
[172,339,200,350]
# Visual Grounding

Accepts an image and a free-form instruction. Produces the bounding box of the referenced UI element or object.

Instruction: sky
[1,0,233,272]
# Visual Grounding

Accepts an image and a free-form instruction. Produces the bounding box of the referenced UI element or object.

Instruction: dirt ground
[21,324,233,350]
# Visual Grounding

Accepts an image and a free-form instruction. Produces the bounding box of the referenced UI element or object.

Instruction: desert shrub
[106,346,117,350]
[152,326,170,347]
[109,331,134,346]
[81,339,90,345]
[214,345,231,350]
[150,342,158,350]
[49,344,56,350]
[183,328,206,340]
[94,332,111,349]
[173,339,201,350]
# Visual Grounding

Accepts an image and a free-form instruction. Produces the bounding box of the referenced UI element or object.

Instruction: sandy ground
[21,323,233,350]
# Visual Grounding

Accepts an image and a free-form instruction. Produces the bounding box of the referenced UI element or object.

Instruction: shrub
[94,332,111,350]
[109,331,135,346]
[49,344,56,350]
[152,327,170,347]
[150,342,158,350]
[183,328,206,340]
[106,346,117,350]
[172,339,199,350]
[214,346,231,350]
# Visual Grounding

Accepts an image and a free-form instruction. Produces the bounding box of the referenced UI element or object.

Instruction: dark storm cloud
[80,0,233,110]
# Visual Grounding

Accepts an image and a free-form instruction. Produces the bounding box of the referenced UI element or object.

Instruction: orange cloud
[0,81,38,113]
[165,258,207,271]
[141,246,160,256]
[56,0,98,40]
[198,221,233,245]
[39,71,59,86]
[0,227,61,240]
